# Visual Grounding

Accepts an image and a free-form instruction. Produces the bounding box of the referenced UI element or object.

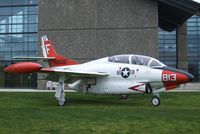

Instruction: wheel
[120,95,128,100]
[58,100,65,106]
[151,96,160,106]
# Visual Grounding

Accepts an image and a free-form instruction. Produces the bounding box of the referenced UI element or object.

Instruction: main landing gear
[120,95,128,100]
[55,75,66,106]
[151,94,160,106]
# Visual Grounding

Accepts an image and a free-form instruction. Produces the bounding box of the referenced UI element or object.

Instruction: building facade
[0,0,199,89]
[158,30,176,67]
[39,0,158,60]
[0,0,38,88]
[38,0,159,89]
[159,15,200,81]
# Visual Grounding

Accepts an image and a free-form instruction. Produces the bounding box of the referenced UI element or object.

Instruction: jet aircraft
[4,35,194,106]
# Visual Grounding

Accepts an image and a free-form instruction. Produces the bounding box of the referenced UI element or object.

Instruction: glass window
[0,52,11,60]
[0,34,12,42]
[12,34,23,42]
[12,7,28,15]
[28,15,38,23]
[0,0,38,89]
[29,6,38,14]
[15,42,37,51]
[0,0,12,6]
[13,0,29,5]
[132,55,150,66]
[188,27,197,30]
[12,24,23,33]
[0,24,12,33]
[12,15,23,24]
[28,24,37,32]
[12,51,28,57]
[0,16,8,24]
[188,30,197,34]
[24,24,29,32]
[12,43,26,51]
[29,34,37,42]
[150,60,162,67]
[29,43,37,51]
[29,51,37,56]
[187,22,197,27]
[139,57,150,66]
[29,0,38,5]
[11,15,38,24]
[0,25,6,33]
[108,55,129,64]
[158,29,176,67]
[131,55,138,64]
[0,43,11,51]
[0,7,11,15]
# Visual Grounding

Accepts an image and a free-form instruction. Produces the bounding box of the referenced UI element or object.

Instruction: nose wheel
[151,96,160,106]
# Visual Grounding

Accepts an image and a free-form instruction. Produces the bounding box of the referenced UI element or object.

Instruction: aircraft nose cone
[177,70,194,82]
[161,66,194,83]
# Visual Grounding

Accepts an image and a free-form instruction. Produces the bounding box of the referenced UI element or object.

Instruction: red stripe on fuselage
[128,83,146,93]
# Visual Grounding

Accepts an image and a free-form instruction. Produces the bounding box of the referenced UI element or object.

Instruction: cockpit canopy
[108,55,166,68]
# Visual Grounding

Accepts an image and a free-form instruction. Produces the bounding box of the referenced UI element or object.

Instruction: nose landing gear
[151,95,160,106]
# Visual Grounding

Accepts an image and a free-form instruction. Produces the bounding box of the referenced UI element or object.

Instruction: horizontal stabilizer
[13,56,55,60]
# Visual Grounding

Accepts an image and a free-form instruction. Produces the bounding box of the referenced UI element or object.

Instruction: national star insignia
[121,67,130,78]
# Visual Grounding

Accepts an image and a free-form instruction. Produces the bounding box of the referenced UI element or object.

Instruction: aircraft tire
[58,100,65,106]
[120,95,128,100]
[151,96,160,106]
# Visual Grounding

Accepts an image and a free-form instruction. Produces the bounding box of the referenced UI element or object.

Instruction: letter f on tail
[41,35,78,67]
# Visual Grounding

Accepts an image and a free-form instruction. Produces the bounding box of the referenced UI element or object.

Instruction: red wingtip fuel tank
[4,62,43,74]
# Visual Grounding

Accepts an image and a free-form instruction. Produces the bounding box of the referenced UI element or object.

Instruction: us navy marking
[117,67,135,78]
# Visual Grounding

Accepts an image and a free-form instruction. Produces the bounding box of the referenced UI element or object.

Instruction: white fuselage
[49,57,164,94]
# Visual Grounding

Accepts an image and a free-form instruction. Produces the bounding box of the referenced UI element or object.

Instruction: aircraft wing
[40,68,109,77]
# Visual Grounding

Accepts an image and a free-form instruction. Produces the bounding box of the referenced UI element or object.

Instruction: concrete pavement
[0,83,200,92]
[0,89,77,92]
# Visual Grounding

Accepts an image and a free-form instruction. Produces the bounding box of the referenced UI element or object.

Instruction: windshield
[149,60,163,67]
[108,54,166,68]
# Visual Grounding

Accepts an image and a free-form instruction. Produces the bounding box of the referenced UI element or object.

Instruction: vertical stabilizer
[41,35,78,67]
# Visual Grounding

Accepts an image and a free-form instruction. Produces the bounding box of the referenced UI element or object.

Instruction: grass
[0,92,200,134]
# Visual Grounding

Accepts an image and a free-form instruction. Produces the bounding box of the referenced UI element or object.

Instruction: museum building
[0,0,200,89]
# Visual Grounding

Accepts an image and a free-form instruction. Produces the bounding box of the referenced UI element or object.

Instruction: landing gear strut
[151,96,160,106]
[55,75,66,106]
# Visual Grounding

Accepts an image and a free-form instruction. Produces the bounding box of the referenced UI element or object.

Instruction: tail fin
[41,35,78,67]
